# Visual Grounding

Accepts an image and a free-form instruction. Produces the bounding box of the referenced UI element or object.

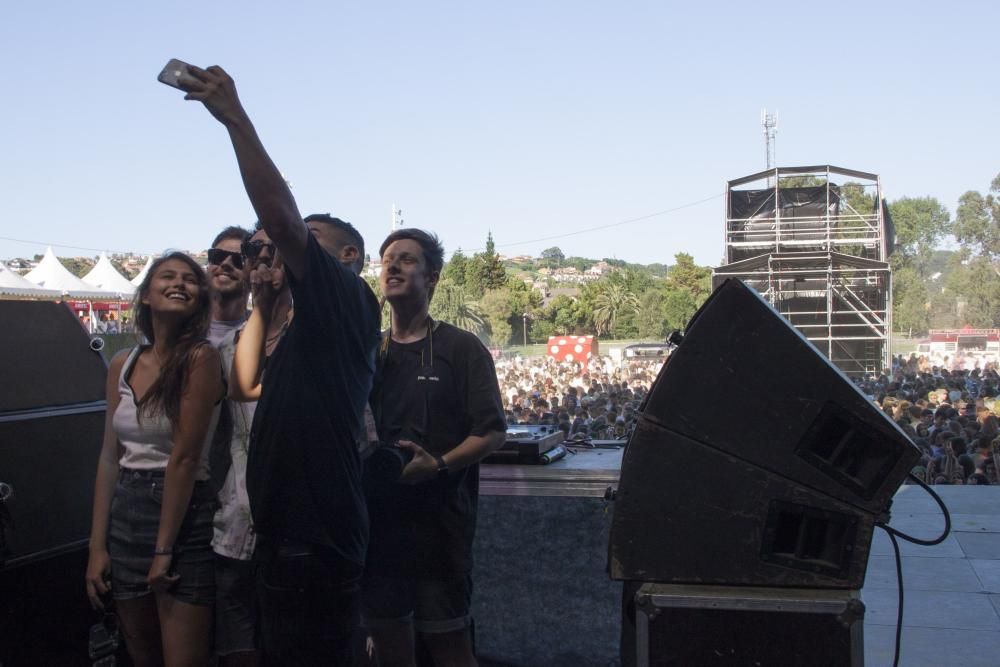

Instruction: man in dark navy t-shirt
[178,65,380,665]
[363,228,506,667]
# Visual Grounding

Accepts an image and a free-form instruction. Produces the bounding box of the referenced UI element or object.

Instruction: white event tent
[82,252,136,297]
[131,256,153,286]
[0,262,63,298]
[23,247,118,300]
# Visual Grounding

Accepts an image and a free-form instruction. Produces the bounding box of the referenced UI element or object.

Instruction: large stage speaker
[609,279,919,589]
[0,300,110,665]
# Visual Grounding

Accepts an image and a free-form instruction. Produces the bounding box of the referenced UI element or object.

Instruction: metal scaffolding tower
[713,165,895,376]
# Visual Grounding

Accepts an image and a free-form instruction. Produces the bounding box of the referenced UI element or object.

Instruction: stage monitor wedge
[636,278,919,515]
[608,279,920,589]
[609,420,875,589]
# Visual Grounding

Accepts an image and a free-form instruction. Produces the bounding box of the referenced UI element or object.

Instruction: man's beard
[213,278,246,302]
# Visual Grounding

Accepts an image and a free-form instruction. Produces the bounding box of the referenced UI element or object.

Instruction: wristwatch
[434,455,449,479]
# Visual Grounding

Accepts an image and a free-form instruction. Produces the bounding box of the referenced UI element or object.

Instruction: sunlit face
[208,237,247,298]
[142,258,202,317]
[380,239,438,305]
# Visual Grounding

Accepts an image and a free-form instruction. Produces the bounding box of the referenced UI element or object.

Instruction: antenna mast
[761,109,778,185]
[391,204,404,231]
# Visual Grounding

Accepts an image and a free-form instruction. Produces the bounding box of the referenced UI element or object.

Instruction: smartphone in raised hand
[157,59,193,89]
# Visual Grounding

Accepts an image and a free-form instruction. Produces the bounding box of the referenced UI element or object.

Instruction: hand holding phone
[157,58,193,90]
[160,61,245,127]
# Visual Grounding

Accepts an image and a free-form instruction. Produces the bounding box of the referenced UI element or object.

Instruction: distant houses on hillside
[534,261,613,283]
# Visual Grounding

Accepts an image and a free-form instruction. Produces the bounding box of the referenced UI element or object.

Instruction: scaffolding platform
[714,165,894,376]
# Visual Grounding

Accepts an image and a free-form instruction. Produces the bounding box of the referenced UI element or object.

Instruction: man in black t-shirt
[364,228,506,667]
[177,66,380,665]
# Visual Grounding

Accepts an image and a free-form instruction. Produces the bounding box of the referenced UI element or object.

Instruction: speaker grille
[797,403,897,500]
[761,501,858,577]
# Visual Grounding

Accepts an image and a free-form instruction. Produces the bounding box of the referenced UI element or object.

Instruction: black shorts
[214,554,257,656]
[361,573,472,634]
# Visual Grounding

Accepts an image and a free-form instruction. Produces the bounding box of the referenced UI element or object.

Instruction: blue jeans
[254,537,362,666]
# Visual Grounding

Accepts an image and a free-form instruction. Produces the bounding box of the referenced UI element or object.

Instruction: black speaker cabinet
[610,420,874,588]
[0,301,109,665]
[608,279,920,589]
[637,279,918,514]
[0,300,108,563]
[0,300,106,411]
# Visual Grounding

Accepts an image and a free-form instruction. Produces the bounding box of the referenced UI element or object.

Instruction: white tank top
[114,346,219,481]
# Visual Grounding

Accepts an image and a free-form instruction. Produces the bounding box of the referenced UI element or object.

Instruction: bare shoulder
[190,341,223,368]
[108,348,133,374]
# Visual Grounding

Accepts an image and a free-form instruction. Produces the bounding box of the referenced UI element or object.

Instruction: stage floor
[479,453,1000,666]
[862,485,1000,666]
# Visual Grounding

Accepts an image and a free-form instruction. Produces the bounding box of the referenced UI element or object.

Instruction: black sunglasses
[241,240,277,265]
[207,248,244,269]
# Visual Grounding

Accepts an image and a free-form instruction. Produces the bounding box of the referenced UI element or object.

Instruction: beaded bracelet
[153,547,174,556]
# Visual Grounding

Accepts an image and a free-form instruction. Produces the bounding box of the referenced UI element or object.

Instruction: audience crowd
[496,355,663,440]
[860,353,1000,485]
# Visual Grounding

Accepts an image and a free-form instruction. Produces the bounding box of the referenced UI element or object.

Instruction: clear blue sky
[2,1,997,266]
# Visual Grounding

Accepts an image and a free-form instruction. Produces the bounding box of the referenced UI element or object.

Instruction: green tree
[533,293,589,339]
[840,182,877,216]
[480,288,514,346]
[636,288,668,339]
[540,246,564,266]
[892,264,931,335]
[59,256,95,278]
[563,256,594,273]
[888,197,951,275]
[466,232,507,297]
[592,281,640,336]
[943,256,1000,328]
[954,174,1000,268]
[778,175,824,188]
[662,288,699,332]
[364,275,390,329]
[430,282,486,336]
[664,253,711,301]
[442,249,469,286]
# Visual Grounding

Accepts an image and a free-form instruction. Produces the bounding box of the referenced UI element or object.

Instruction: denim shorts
[108,469,217,606]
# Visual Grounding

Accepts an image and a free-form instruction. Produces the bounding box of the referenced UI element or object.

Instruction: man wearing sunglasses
[211,225,286,667]
[207,226,252,346]
[177,65,381,665]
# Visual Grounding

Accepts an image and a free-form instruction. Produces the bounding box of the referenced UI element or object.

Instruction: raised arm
[178,65,309,277]
[229,306,268,402]
[230,261,283,401]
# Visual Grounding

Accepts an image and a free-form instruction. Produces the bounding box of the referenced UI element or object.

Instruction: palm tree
[431,282,487,336]
[592,282,640,336]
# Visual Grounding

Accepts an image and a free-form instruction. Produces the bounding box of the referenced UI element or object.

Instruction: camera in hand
[366,426,422,483]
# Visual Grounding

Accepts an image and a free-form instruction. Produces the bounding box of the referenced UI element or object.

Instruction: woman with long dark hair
[86,252,224,666]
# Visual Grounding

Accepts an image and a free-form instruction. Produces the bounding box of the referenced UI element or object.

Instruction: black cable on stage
[876,472,951,546]
[872,472,952,667]
[882,526,903,667]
